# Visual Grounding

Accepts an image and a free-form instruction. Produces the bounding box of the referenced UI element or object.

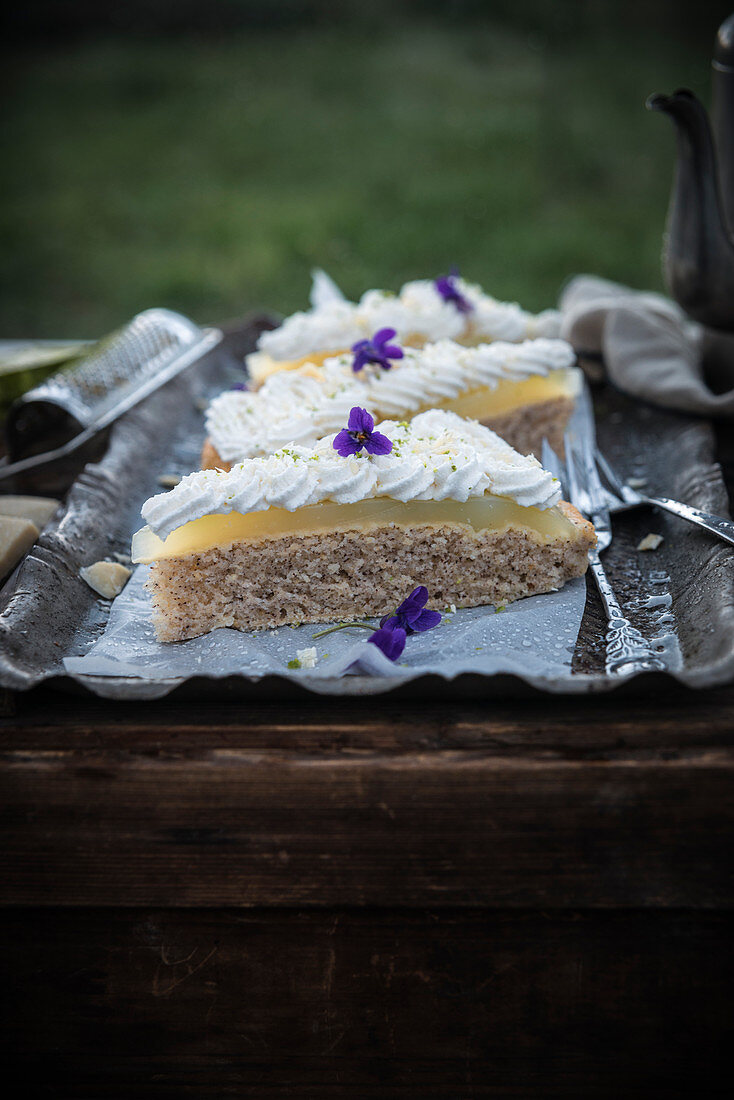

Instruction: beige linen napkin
[560,274,734,417]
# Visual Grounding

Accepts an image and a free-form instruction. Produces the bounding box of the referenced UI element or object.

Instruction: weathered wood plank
[3,908,731,1097]
[1,746,732,907]
[4,686,734,753]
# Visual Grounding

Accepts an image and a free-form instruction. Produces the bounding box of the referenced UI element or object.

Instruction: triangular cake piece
[134,410,594,643]
[204,336,580,469]
[248,274,561,386]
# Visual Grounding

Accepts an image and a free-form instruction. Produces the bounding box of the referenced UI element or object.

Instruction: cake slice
[203,336,580,469]
[133,410,594,643]
[247,274,561,387]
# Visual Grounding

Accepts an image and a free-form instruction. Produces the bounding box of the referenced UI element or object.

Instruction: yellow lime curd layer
[255,334,431,382]
[436,370,576,420]
[253,348,349,383]
[132,496,575,564]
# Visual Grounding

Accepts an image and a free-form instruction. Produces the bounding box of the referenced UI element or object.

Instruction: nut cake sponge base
[146,503,594,643]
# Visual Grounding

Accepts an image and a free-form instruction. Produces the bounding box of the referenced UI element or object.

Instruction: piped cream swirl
[142,410,562,540]
[257,277,561,362]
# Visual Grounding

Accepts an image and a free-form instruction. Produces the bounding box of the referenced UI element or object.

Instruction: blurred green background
[1,0,731,338]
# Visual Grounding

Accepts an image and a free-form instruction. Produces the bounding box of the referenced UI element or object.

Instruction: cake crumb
[637,533,663,551]
[158,474,181,489]
[296,647,318,669]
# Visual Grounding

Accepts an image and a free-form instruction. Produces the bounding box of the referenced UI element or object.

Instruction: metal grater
[0,308,221,481]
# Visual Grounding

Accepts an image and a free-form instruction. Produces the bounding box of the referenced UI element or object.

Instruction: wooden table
[2,682,733,1098]
[1,423,733,1098]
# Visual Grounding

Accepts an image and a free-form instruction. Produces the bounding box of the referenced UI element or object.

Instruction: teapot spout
[649,88,734,331]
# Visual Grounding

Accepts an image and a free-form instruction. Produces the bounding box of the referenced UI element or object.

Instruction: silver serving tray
[1,318,733,699]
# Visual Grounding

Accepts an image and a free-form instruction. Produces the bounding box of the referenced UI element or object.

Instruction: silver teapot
[651,15,734,331]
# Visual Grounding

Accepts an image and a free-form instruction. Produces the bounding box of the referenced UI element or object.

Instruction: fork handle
[588,549,666,675]
[645,496,734,546]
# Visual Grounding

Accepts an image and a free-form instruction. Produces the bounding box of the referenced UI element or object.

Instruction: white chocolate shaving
[637,533,663,551]
[80,561,132,599]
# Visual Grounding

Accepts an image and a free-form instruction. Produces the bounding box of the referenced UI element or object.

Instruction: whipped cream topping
[208,337,577,464]
[142,409,562,540]
[257,277,561,361]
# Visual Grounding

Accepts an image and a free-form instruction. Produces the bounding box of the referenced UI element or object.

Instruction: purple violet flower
[365,586,442,663]
[380,585,442,634]
[351,327,404,373]
[434,270,474,314]
[333,406,393,458]
[368,625,407,661]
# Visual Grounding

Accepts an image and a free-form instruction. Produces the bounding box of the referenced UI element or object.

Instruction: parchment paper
[64,566,588,686]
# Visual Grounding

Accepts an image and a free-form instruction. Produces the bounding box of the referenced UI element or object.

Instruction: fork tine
[563,433,583,510]
[570,417,612,515]
[595,447,627,497]
[541,439,566,493]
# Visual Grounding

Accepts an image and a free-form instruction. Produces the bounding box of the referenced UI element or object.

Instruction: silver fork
[563,431,666,677]
[596,448,734,546]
